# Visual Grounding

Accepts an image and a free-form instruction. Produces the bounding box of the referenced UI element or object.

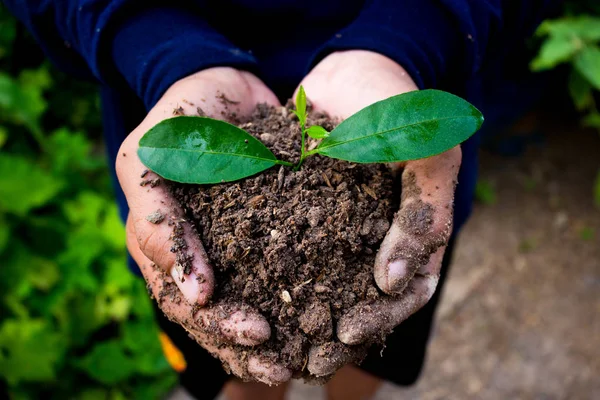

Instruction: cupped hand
[298,51,461,376]
[118,67,291,385]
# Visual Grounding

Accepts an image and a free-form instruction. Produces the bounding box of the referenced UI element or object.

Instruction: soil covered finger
[307,341,368,377]
[375,148,461,294]
[125,204,214,305]
[139,255,270,347]
[337,247,443,346]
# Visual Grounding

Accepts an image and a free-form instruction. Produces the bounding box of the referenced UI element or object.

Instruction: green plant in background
[531,15,600,127]
[138,86,483,184]
[0,9,176,400]
[530,1,600,208]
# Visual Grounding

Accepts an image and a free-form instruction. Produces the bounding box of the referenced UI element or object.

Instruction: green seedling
[138,87,484,184]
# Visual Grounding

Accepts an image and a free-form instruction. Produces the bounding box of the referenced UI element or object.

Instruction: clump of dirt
[171,103,396,378]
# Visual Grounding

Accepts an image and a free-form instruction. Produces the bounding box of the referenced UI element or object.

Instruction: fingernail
[170,265,200,304]
[170,264,182,282]
[387,259,408,293]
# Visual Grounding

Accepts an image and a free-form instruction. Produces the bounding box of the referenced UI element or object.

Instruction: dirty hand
[118,67,291,385]
[299,51,461,376]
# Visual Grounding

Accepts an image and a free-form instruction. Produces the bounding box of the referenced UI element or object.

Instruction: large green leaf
[574,45,600,90]
[313,90,483,163]
[138,116,280,184]
[0,154,64,215]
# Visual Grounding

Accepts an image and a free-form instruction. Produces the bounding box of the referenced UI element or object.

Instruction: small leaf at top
[313,90,483,163]
[306,125,329,139]
[295,85,307,125]
[138,116,279,184]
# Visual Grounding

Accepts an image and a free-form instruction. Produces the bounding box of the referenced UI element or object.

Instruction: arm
[2,1,257,106]
[311,0,562,90]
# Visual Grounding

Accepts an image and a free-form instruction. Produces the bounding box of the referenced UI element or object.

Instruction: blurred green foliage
[530,1,600,208]
[0,8,176,399]
[531,12,600,129]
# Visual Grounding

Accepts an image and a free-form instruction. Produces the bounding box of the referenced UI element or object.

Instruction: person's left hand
[298,50,461,376]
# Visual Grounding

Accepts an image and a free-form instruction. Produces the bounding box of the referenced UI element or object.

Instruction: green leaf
[306,125,329,139]
[582,111,600,130]
[296,85,307,125]
[579,226,595,241]
[138,116,280,184]
[475,180,497,205]
[574,46,600,90]
[313,90,483,163]
[77,341,135,385]
[0,68,51,140]
[568,69,593,111]
[530,35,581,71]
[0,126,7,148]
[0,319,65,385]
[536,16,600,42]
[0,154,64,215]
[0,215,9,253]
[122,320,171,375]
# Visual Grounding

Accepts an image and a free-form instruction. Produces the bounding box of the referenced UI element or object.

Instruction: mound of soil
[171,103,396,379]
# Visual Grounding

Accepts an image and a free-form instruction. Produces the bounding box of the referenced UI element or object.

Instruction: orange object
[159,332,187,372]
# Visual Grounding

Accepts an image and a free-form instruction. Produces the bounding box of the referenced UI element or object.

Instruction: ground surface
[172,118,600,399]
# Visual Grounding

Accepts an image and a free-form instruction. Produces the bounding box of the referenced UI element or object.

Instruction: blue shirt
[3,0,560,240]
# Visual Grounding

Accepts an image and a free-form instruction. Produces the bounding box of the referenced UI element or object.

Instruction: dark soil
[170,103,396,379]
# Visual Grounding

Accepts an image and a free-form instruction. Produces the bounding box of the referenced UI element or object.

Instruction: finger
[338,245,446,346]
[375,146,461,294]
[247,356,293,385]
[124,199,214,306]
[197,335,291,385]
[306,341,368,377]
[133,240,270,346]
[139,248,291,384]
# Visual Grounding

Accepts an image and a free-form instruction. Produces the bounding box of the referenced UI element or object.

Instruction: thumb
[375,146,461,294]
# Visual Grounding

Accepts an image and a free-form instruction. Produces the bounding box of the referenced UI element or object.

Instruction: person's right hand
[117,67,292,385]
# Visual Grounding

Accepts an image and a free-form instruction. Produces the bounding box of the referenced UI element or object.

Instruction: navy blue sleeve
[2,1,257,108]
[317,0,561,89]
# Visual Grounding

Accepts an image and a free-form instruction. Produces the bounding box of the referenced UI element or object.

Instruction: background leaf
[568,69,594,110]
[0,319,66,384]
[0,154,64,215]
[536,16,600,41]
[77,341,135,385]
[314,90,483,163]
[138,116,279,184]
[574,45,600,90]
[530,35,581,70]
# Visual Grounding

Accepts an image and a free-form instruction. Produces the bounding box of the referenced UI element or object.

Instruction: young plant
[138,88,484,184]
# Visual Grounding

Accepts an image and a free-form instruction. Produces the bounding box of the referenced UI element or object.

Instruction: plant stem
[294,122,306,171]
[275,159,295,167]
